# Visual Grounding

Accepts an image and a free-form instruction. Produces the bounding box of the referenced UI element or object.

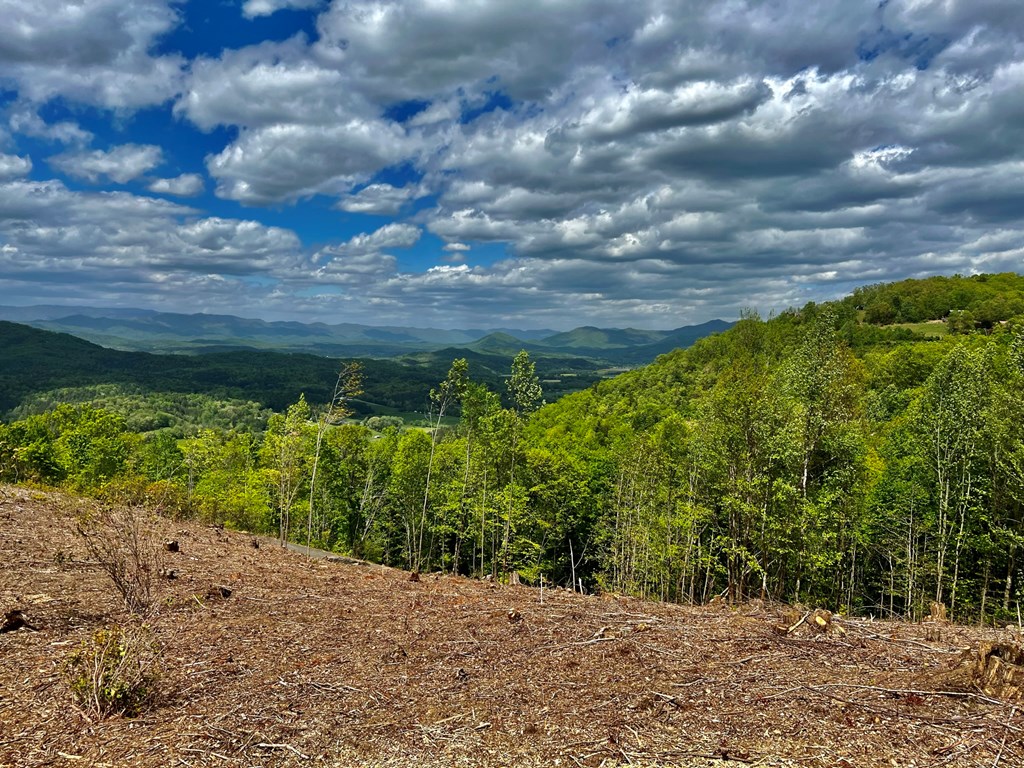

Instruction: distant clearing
[891,320,949,338]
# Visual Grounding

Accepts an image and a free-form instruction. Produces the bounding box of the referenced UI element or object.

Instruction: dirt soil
[1,485,1022,767]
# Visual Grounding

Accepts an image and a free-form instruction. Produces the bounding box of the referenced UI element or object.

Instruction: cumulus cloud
[326,223,422,258]
[177,38,356,131]
[206,121,414,204]
[242,0,321,19]
[440,242,471,263]
[7,106,93,145]
[312,251,398,285]
[50,144,164,184]
[147,174,205,197]
[0,153,32,180]
[312,0,649,102]
[0,0,185,109]
[337,183,423,215]
[0,179,300,282]
[5,0,1024,326]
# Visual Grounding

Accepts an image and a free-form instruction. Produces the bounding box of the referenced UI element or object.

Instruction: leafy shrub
[64,624,160,718]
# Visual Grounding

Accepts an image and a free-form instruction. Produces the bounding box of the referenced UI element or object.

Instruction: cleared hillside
[1,486,1020,767]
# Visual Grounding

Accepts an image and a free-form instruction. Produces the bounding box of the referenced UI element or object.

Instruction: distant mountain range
[0,306,734,365]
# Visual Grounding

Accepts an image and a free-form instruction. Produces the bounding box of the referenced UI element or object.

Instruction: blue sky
[1,0,1023,329]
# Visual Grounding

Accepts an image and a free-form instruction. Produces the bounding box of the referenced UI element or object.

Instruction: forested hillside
[2,273,1023,624]
[847,272,1024,326]
[0,322,604,415]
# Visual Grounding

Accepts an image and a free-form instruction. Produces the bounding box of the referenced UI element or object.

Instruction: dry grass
[1,484,1021,767]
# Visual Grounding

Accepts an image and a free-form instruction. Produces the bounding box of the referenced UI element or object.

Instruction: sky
[1,0,1023,330]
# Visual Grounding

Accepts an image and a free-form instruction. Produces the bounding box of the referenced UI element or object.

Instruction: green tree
[260,394,312,546]
[913,342,990,614]
[306,363,362,552]
[415,359,469,571]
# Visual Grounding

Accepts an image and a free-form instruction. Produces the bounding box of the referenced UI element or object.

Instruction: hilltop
[1,485,1020,767]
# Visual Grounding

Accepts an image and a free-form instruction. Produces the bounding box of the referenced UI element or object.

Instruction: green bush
[64,624,160,718]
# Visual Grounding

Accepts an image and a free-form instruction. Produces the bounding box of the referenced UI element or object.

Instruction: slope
[1,485,1016,768]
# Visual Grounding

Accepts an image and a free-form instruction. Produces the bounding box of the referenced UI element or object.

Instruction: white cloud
[441,241,471,262]
[7,106,93,145]
[0,153,32,180]
[337,183,422,215]
[0,0,185,109]
[326,222,422,258]
[0,179,299,279]
[5,0,1024,326]
[242,0,321,19]
[147,174,205,197]
[312,251,398,285]
[50,144,164,184]
[206,122,415,204]
[177,39,358,131]
[312,0,651,102]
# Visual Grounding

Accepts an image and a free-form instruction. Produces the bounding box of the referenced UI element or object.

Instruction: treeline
[848,271,1024,327]
[3,275,1024,623]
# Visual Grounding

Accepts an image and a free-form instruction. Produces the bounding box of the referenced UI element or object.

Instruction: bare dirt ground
[1,484,1022,768]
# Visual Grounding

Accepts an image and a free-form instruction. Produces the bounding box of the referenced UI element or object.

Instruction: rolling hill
[0,305,733,364]
[0,322,610,417]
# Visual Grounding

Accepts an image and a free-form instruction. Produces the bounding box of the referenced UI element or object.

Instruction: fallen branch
[815,683,1006,706]
[786,611,811,634]
[764,682,1007,707]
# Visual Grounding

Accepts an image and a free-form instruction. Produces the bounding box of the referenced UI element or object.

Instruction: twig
[180,747,237,762]
[816,683,1006,706]
[765,682,1006,707]
[254,742,309,759]
[854,629,966,653]
[544,636,618,650]
[993,705,1017,767]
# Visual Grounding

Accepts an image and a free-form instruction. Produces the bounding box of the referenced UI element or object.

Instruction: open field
[892,320,949,338]
[1,485,1021,767]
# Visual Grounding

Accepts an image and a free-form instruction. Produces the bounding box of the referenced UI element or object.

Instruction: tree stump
[974,641,1024,701]
[0,609,37,633]
[924,601,948,641]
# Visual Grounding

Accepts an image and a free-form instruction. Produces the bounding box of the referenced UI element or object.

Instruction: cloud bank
[1,0,1023,328]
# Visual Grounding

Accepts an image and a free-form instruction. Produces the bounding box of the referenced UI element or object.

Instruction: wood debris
[0,484,1021,768]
